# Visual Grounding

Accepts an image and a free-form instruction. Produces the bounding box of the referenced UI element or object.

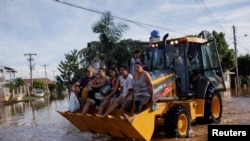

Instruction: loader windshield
[143,42,175,81]
[164,42,189,94]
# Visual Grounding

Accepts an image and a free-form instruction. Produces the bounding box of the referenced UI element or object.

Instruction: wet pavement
[151,89,250,141]
[0,88,250,141]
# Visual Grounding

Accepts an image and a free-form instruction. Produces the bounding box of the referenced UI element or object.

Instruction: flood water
[0,88,250,141]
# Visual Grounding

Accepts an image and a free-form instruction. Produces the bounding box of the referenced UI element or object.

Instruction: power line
[130,0,208,31]
[195,0,234,40]
[53,0,186,35]
[200,1,226,31]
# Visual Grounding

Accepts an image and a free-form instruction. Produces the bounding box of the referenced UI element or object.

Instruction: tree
[238,53,250,77]
[91,11,129,69]
[33,79,45,89]
[16,77,24,87]
[57,49,84,94]
[48,83,56,93]
[78,41,101,67]
[55,77,66,99]
[114,39,143,65]
[16,77,24,93]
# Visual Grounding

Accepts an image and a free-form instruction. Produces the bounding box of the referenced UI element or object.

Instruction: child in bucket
[102,64,133,117]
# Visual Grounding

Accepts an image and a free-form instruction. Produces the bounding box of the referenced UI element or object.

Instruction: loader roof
[167,36,207,44]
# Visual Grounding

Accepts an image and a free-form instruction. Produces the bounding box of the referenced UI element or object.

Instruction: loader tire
[205,91,222,123]
[197,86,222,124]
[164,105,191,138]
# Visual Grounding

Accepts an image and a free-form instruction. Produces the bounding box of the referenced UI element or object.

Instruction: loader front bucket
[58,110,153,140]
[58,103,167,141]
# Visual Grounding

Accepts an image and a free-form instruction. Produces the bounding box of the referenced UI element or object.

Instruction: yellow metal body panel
[151,73,174,86]
[131,108,157,141]
[152,73,177,98]
[195,99,205,117]
[167,99,205,120]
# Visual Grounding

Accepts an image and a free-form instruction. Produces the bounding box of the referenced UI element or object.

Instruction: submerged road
[0,89,250,141]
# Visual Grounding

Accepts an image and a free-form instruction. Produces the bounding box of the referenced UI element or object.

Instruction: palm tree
[91,11,129,69]
[79,41,101,68]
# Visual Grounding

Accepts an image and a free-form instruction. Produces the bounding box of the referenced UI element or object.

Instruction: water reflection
[230,87,250,96]
[0,95,97,141]
[0,96,50,128]
[0,90,250,141]
[0,101,24,127]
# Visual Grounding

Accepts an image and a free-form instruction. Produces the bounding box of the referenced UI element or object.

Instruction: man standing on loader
[129,49,142,75]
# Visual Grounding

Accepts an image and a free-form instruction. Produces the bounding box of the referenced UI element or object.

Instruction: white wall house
[0,65,17,102]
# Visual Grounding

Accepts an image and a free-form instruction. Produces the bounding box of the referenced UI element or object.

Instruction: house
[23,78,52,87]
[0,63,55,102]
[0,66,17,102]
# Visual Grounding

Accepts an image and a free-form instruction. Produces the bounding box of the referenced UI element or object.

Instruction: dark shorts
[87,88,100,106]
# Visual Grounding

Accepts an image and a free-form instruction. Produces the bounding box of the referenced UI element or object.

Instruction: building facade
[0,66,17,102]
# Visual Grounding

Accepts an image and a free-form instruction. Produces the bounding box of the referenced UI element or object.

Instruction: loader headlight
[151,43,159,48]
[170,41,174,45]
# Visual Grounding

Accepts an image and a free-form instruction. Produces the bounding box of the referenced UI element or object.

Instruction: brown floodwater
[0,88,250,141]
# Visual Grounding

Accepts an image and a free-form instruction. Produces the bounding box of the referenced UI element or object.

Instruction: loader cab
[145,35,226,97]
[145,38,194,95]
[164,37,226,96]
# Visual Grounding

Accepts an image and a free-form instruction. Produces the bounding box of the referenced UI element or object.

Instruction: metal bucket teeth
[58,111,149,140]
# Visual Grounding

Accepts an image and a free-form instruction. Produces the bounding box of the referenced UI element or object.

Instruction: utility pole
[24,53,37,96]
[42,64,49,90]
[233,25,239,91]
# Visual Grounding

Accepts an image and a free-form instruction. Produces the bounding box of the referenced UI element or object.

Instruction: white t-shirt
[119,74,133,97]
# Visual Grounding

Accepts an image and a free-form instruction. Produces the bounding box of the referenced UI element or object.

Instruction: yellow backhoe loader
[58,31,226,141]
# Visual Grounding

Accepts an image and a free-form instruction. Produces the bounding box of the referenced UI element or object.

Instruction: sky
[0,0,249,81]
